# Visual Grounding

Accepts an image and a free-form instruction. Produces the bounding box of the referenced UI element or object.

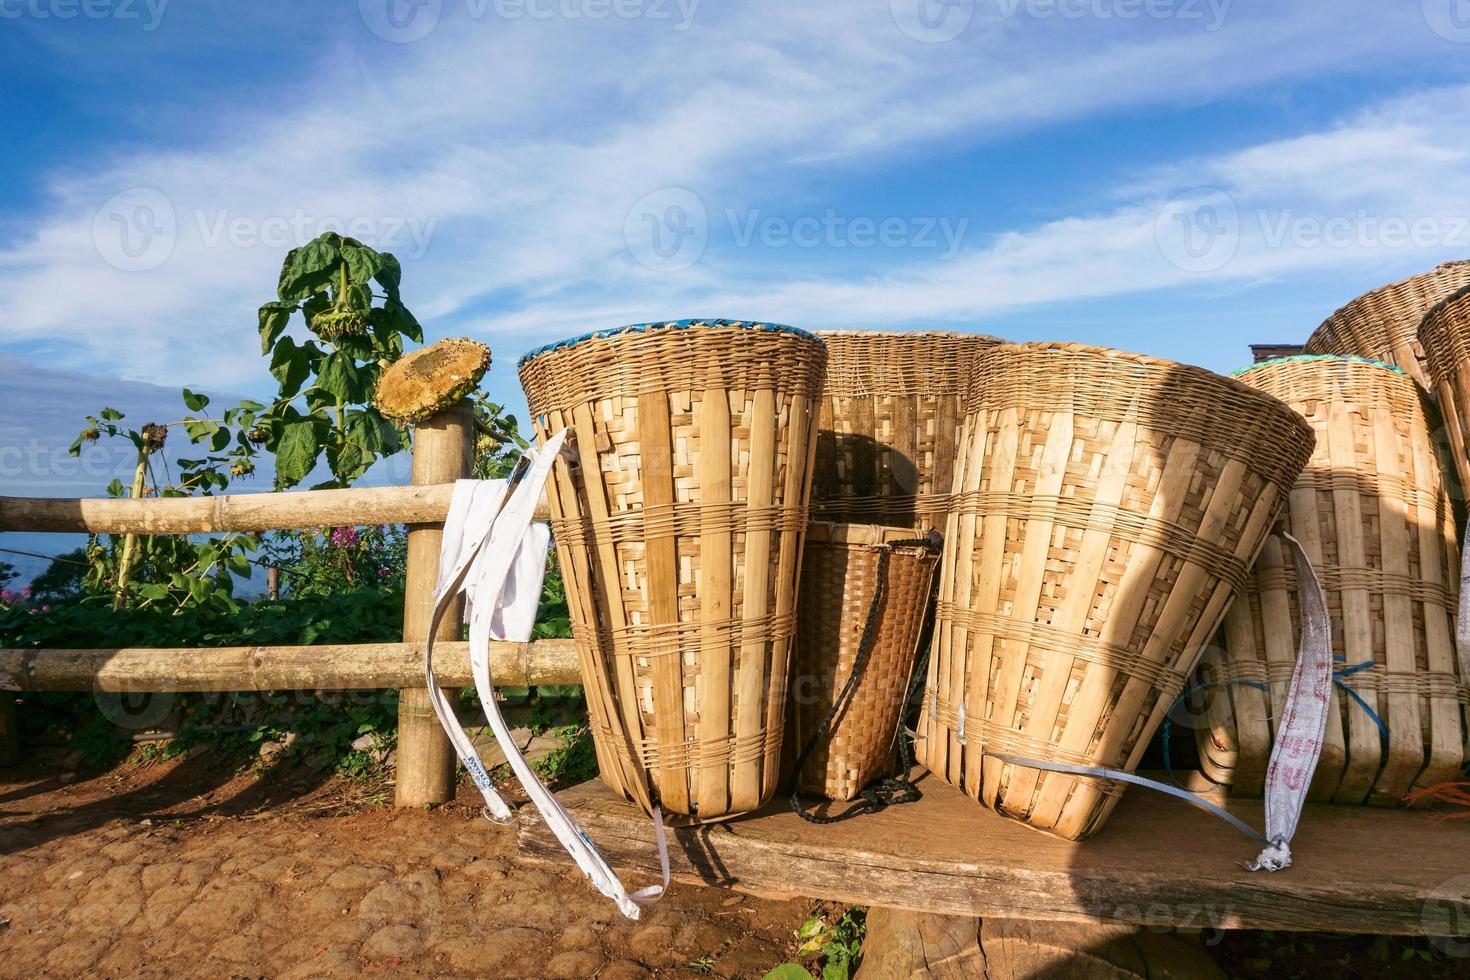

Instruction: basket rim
[1231,353,1407,379]
[814,328,1006,343]
[1419,281,1470,334]
[977,341,1313,430]
[1319,258,1470,328]
[517,318,822,368]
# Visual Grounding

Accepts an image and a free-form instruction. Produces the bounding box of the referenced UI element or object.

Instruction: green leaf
[279,239,339,301]
[342,243,383,284]
[821,959,850,980]
[210,427,231,452]
[257,301,297,354]
[385,300,423,343]
[274,420,322,489]
[269,337,315,397]
[316,353,365,402]
[761,967,813,980]
[374,253,402,301]
[100,407,124,421]
[182,388,210,412]
[106,478,125,497]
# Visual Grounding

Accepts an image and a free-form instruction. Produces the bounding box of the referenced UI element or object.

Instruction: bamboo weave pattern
[792,523,940,801]
[1304,261,1470,389]
[520,320,827,820]
[918,342,1314,841]
[811,330,1004,530]
[1196,355,1465,806]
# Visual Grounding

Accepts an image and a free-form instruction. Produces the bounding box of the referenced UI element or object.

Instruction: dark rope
[791,535,938,824]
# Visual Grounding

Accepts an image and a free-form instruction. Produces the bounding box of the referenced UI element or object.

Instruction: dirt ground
[3,750,1466,979]
[0,754,817,979]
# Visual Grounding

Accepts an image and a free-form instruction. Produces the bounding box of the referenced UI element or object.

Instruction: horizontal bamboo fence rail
[0,638,580,692]
[0,485,550,534]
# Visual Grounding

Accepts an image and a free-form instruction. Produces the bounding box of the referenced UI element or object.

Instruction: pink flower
[330,527,360,548]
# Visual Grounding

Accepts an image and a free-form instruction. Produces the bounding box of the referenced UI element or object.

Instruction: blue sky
[3,0,1470,580]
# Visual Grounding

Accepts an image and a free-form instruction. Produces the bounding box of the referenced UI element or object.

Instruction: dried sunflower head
[140,423,168,453]
[81,427,101,444]
[310,308,371,341]
[374,338,491,424]
[246,426,270,445]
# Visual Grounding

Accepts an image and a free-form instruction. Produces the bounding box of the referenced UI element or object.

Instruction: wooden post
[395,400,474,807]
[266,565,280,601]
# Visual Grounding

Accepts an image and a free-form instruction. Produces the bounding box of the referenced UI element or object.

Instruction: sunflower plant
[248,231,423,489]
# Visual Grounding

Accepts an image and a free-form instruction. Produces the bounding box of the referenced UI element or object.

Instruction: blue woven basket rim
[1231,353,1406,378]
[518,319,822,368]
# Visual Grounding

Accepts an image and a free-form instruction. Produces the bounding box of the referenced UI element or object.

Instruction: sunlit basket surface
[1419,283,1470,494]
[811,330,1005,531]
[792,522,940,801]
[518,319,827,819]
[1195,355,1465,806]
[1304,260,1470,390]
[917,341,1314,840]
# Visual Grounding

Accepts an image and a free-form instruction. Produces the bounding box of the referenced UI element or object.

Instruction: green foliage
[252,232,421,490]
[767,909,867,980]
[530,723,598,787]
[27,549,88,604]
[263,525,408,598]
[0,560,14,587]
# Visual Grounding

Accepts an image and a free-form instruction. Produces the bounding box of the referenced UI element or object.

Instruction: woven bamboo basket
[518,319,827,820]
[1194,356,1465,807]
[811,330,1005,531]
[791,523,940,801]
[1303,260,1470,390]
[1420,284,1470,495]
[916,342,1315,841]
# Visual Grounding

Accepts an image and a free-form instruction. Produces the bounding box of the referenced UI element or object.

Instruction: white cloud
[0,0,1463,389]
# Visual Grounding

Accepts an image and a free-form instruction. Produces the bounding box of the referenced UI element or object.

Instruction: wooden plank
[0,485,550,534]
[0,639,581,692]
[517,773,1470,935]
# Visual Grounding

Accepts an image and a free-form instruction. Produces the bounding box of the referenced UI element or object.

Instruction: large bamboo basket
[1419,284,1470,495]
[811,330,1005,531]
[1194,356,1465,807]
[518,319,827,820]
[917,342,1315,841]
[792,523,940,801]
[1304,260,1470,390]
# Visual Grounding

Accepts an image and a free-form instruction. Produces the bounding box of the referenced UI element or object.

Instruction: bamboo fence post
[112,446,150,609]
[395,400,474,807]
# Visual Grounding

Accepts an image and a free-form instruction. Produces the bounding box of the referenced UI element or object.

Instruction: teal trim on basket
[1231,353,1406,379]
[518,319,823,368]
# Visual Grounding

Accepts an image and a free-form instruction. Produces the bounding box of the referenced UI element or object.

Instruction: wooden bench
[518,770,1470,975]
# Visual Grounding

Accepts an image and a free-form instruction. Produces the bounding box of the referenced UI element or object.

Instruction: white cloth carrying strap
[992,530,1333,871]
[422,429,669,921]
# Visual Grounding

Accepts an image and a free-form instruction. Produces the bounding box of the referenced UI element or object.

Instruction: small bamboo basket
[1304,260,1470,390]
[1194,356,1465,806]
[917,342,1315,841]
[518,319,827,820]
[791,523,940,801]
[811,330,1005,531]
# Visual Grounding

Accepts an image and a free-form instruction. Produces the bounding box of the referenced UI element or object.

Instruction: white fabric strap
[1247,529,1332,871]
[423,429,669,920]
[991,530,1332,871]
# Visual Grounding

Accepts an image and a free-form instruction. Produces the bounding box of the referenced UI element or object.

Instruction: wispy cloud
[1,0,1460,389]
